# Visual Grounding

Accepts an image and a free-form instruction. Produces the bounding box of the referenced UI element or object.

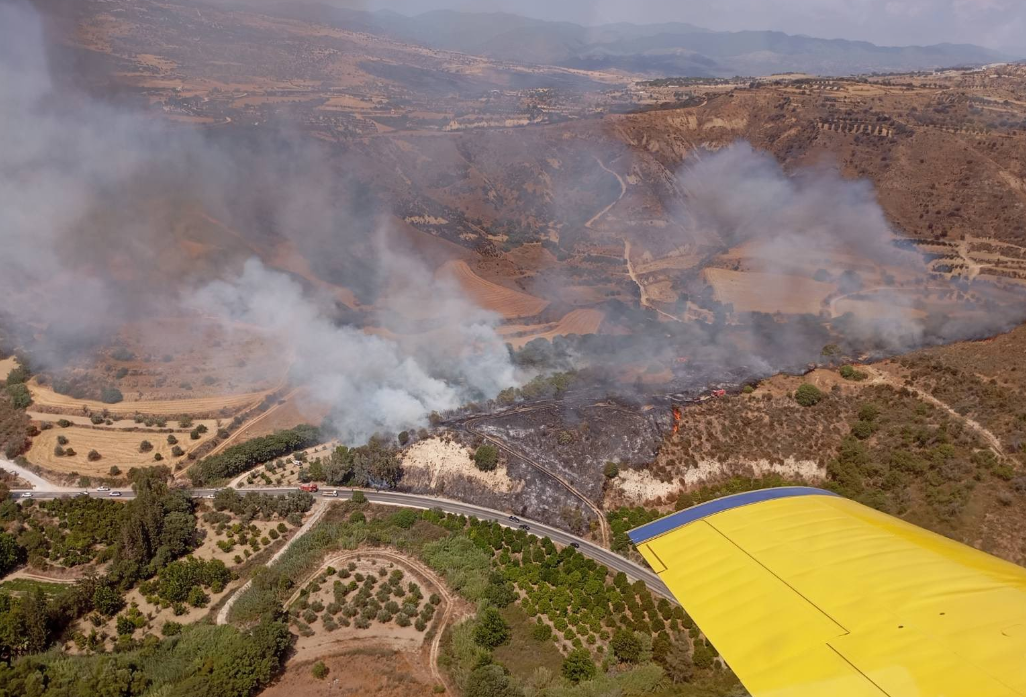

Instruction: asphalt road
[6,486,671,599]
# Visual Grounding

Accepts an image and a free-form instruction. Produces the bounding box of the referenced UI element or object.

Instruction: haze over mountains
[226,0,1015,76]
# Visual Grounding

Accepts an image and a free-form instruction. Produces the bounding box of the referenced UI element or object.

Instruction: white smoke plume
[0,1,519,442]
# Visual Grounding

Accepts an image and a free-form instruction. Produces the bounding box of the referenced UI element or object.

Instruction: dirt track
[865,365,1007,458]
[283,548,462,690]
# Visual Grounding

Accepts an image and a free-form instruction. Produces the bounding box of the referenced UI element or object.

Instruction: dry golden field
[439,260,549,319]
[27,424,215,475]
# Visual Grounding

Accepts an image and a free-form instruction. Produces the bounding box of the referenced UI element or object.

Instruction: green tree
[603,461,619,479]
[5,383,31,409]
[561,648,596,684]
[483,580,517,608]
[473,607,511,648]
[794,383,824,407]
[474,444,499,472]
[611,628,642,663]
[93,584,125,617]
[0,533,25,575]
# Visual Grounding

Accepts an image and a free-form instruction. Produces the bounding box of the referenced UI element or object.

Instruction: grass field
[27,424,214,475]
[705,268,835,315]
[440,260,549,319]
[501,308,605,348]
[493,604,565,683]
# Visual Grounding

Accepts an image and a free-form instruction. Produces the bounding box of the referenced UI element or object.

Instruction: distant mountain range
[222,1,1016,77]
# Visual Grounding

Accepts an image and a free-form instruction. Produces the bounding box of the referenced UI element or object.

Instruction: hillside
[211,1,1013,77]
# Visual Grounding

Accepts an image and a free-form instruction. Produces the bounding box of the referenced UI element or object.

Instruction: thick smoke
[678,142,931,351]
[0,1,518,442]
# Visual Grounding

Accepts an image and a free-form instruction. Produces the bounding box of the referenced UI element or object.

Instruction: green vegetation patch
[188,425,320,485]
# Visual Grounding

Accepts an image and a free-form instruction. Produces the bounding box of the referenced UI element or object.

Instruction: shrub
[311,661,329,680]
[87,450,102,462]
[109,465,121,476]
[167,434,178,445]
[839,365,868,381]
[57,419,72,428]
[603,461,619,479]
[562,648,597,684]
[172,446,185,457]
[474,444,499,472]
[161,621,182,636]
[139,440,153,453]
[851,420,874,440]
[116,615,136,636]
[794,383,824,407]
[64,448,77,457]
[532,622,552,641]
[100,386,124,404]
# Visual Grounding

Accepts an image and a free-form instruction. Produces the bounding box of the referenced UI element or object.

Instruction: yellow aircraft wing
[629,487,1026,697]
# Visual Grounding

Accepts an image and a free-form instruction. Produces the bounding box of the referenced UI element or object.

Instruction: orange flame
[671,406,682,435]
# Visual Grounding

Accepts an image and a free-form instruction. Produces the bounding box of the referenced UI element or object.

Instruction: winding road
[3,483,669,600]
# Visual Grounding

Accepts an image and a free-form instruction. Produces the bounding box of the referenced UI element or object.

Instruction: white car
[20,492,32,498]
[203,494,216,499]
[323,490,339,497]
[97,486,110,492]
[109,491,122,497]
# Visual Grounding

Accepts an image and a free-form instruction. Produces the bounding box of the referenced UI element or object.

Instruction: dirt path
[586,157,626,229]
[216,500,329,625]
[865,365,1006,457]
[623,240,682,323]
[0,459,77,491]
[3,569,80,585]
[282,549,460,691]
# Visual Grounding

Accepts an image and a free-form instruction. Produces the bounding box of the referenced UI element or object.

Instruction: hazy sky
[363,0,1025,53]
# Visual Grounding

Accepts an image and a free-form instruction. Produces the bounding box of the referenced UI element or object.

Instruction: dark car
[518,524,530,531]
[509,515,520,523]
[570,542,580,549]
